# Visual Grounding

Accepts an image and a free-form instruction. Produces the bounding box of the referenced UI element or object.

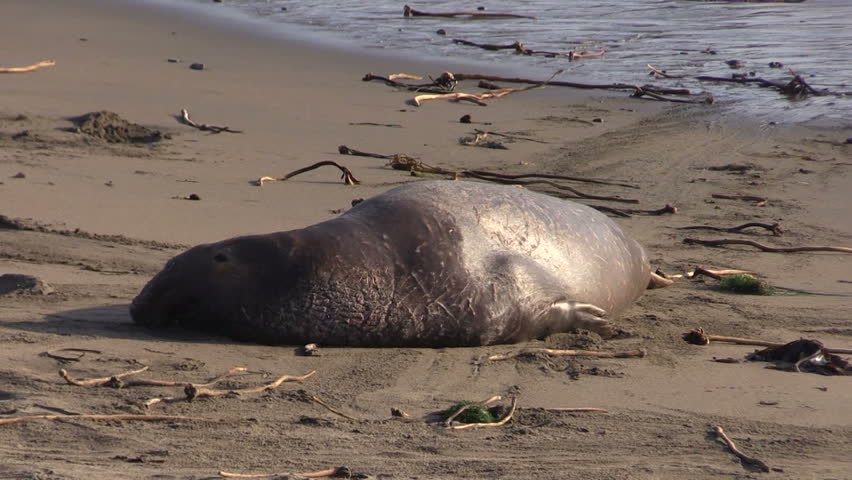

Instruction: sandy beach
[2,0,851,478]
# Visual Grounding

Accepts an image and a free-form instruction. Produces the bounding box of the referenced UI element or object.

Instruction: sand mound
[71,111,165,143]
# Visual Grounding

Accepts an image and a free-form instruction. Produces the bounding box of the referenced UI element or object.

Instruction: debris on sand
[0,274,54,296]
[70,111,166,143]
[747,339,852,375]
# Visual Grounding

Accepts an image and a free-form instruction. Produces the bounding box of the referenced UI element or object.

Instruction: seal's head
[130,234,300,338]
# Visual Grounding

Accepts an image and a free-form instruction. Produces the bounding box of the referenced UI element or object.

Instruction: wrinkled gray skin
[131,181,651,347]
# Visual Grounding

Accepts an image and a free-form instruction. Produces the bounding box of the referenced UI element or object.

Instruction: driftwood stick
[412,70,562,107]
[404,5,535,19]
[0,413,218,426]
[219,467,351,479]
[188,371,316,400]
[0,60,56,73]
[713,426,770,472]
[338,145,394,159]
[453,39,525,52]
[444,395,502,426]
[310,395,357,421]
[632,87,714,104]
[682,327,852,355]
[451,397,518,430]
[683,238,852,254]
[647,64,685,79]
[488,348,646,362]
[59,366,149,387]
[452,39,604,60]
[180,109,242,134]
[472,129,550,145]
[361,73,455,93]
[256,161,361,186]
[675,222,783,236]
[688,266,753,280]
[452,73,692,96]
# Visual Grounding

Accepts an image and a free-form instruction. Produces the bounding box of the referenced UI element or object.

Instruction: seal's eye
[213,253,228,263]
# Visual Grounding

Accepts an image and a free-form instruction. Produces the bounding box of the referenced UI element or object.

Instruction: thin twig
[188,371,316,400]
[179,109,242,134]
[683,238,852,254]
[713,426,770,472]
[404,5,535,19]
[59,366,149,387]
[256,161,360,186]
[0,414,220,426]
[0,60,56,73]
[451,73,692,96]
[675,222,783,236]
[466,169,638,189]
[488,348,646,362]
[412,70,564,106]
[451,397,518,430]
[647,64,685,79]
[310,395,357,421]
[585,204,677,217]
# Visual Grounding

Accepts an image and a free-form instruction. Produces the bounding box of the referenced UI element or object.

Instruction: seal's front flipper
[541,300,615,338]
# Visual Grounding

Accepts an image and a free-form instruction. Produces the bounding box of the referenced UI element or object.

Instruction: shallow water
[167,0,851,123]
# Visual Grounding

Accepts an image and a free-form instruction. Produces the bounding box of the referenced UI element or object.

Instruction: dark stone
[459,114,472,124]
[592,117,604,123]
[0,274,54,296]
[189,63,205,71]
[436,29,446,35]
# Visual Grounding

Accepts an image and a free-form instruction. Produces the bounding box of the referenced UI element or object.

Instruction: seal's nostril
[213,253,228,263]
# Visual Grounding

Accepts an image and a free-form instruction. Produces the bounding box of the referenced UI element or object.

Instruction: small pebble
[592,117,604,123]
[281,6,287,11]
[768,61,784,68]
[167,58,180,63]
[189,63,205,71]
[477,6,485,10]
[11,172,25,179]
[726,59,743,69]
[436,29,446,35]
[351,198,365,207]
[79,38,88,42]
[459,114,472,124]
[188,193,201,200]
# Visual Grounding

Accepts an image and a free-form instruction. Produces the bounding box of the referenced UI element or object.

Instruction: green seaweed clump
[447,401,497,424]
[719,274,772,295]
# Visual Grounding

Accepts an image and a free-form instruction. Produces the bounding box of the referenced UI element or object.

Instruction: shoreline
[2,1,851,479]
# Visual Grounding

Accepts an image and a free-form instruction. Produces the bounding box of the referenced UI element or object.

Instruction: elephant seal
[131,181,666,347]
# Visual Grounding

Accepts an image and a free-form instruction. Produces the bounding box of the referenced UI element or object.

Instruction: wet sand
[1,1,851,479]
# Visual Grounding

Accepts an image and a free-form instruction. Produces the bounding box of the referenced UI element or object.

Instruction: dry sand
[1,1,851,479]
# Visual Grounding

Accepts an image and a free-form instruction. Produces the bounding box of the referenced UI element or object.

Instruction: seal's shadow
[7,303,235,346]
